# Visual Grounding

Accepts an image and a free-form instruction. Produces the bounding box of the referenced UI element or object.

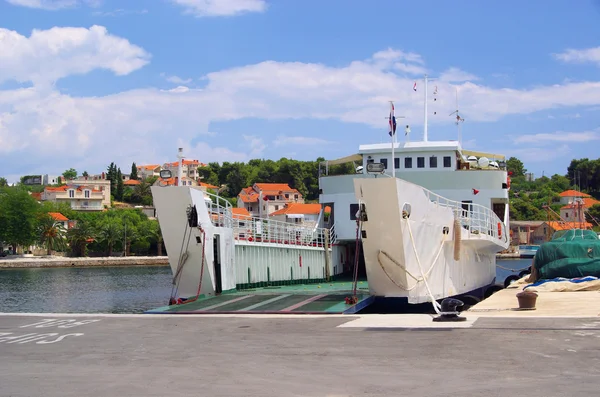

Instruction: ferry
[318,75,510,308]
[518,245,540,258]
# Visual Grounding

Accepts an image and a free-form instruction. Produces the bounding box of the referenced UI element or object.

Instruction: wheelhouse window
[404,157,413,168]
[430,156,438,168]
[417,157,425,168]
[350,203,359,220]
[380,158,388,169]
[443,156,452,168]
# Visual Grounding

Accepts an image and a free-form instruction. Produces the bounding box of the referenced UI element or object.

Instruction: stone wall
[0,256,169,269]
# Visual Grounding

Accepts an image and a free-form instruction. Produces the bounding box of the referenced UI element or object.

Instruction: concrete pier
[0,256,169,269]
[1,313,599,396]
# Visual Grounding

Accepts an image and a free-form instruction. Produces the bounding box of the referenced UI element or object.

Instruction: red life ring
[507,176,511,190]
[497,222,502,239]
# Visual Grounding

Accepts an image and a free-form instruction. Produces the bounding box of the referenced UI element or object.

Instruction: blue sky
[1,0,600,183]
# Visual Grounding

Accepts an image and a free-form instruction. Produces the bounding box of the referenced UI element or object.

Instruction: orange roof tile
[269,203,323,216]
[254,183,300,194]
[137,164,161,171]
[232,208,251,219]
[199,182,219,189]
[124,179,141,186]
[48,212,68,221]
[164,160,207,167]
[545,221,593,231]
[559,190,591,198]
[30,192,42,201]
[561,197,600,209]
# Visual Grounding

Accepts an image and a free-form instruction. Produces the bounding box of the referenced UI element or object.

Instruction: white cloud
[553,46,600,67]
[513,130,600,144]
[439,67,479,82]
[274,136,331,147]
[170,0,267,17]
[243,135,266,157]
[5,0,100,10]
[0,26,150,85]
[91,8,148,17]
[509,144,571,163]
[161,74,192,84]
[3,34,600,178]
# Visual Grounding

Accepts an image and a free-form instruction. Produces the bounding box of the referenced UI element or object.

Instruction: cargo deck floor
[146,281,373,314]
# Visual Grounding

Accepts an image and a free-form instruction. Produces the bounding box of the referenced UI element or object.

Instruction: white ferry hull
[354,177,509,303]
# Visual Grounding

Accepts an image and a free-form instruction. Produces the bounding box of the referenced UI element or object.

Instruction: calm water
[0,260,532,314]
[0,265,173,314]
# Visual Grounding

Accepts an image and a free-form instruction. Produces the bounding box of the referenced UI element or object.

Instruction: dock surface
[149,281,372,314]
[467,284,600,317]
[1,313,599,396]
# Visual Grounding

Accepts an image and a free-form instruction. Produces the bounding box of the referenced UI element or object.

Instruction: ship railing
[421,189,508,243]
[230,216,327,248]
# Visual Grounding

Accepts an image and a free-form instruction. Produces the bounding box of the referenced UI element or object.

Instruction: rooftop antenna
[177,147,184,187]
[449,87,464,146]
[420,74,438,142]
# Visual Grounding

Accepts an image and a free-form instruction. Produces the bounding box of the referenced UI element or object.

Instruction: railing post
[324,229,331,281]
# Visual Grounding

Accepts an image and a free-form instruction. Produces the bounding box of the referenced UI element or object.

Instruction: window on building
[443,156,452,168]
[417,157,425,168]
[84,190,90,198]
[350,203,359,220]
[394,158,400,169]
[285,194,289,199]
[248,206,253,212]
[294,194,298,200]
[274,205,279,210]
[430,156,438,168]
[68,190,75,198]
[380,158,388,169]
[404,157,412,168]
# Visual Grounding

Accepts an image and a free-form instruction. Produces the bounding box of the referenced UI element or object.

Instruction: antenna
[449,87,464,145]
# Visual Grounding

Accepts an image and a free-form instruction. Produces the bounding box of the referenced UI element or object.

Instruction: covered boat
[530,229,600,281]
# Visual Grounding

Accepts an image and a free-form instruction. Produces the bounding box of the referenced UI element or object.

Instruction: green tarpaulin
[533,229,600,280]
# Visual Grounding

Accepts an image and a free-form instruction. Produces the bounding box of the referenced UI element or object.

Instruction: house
[237,183,304,218]
[531,220,594,243]
[47,212,75,230]
[558,189,592,205]
[21,174,61,186]
[508,221,544,245]
[124,179,141,187]
[152,176,198,187]
[198,182,220,192]
[560,197,600,223]
[42,179,111,211]
[137,164,162,180]
[162,159,206,182]
[269,203,328,228]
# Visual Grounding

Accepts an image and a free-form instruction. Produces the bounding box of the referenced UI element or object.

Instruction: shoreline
[0,256,170,269]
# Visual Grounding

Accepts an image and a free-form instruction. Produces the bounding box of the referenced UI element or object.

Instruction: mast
[177,148,184,187]
[423,74,428,142]
[390,101,395,177]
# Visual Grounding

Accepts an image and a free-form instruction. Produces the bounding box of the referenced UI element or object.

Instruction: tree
[0,187,41,251]
[506,157,526,177]
[97,218,122,256]
[62,168,77,180]
[82,171,89,178]
[132,178,151,204]
[130,162,138,180]
[116,168,124,201]
[0,177,8,187]
[67,221,95,257]
[106,162,117,195]
[37,215,67,255]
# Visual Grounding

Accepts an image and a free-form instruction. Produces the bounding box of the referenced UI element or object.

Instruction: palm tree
[38,215,67,255]
[67,221,95,257]
[132,179,151,204]
[97,219,122,256]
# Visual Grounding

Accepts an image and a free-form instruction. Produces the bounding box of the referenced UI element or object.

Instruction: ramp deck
[146,281,373,314]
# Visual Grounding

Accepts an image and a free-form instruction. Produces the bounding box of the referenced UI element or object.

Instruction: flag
[413,82,417,91]
[472,188,480,195]
[388,103,396,136]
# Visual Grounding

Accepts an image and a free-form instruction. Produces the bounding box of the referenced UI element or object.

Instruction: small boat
[518,245,539,258]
